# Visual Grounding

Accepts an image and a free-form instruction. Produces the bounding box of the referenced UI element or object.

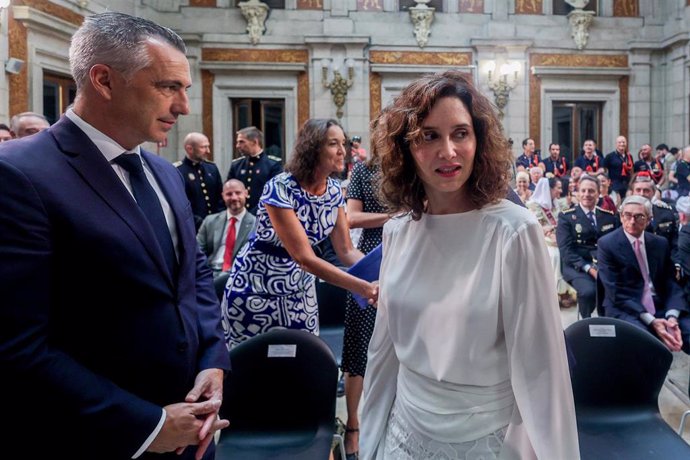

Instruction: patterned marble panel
[459,0,483,13]
[613,0,638,17]
[514,0,542,14]
[357,0,383,11]
[297,0,323,9]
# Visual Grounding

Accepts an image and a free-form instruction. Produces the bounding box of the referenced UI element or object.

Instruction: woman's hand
[358,280,379,306]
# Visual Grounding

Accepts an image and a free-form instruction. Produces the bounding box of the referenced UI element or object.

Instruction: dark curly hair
[285,118,344,186]
[372,70,512,220]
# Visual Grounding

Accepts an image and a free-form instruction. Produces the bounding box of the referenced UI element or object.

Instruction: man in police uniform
[174,132,224,229]
[227,126,282,214]
[630,173,680,267]
[557,175,619,318]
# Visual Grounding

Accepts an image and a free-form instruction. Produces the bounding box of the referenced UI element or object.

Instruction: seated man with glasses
[597,195,690,353]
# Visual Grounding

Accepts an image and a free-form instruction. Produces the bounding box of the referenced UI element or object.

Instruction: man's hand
[148,399,225,454]
[588,267,598,279]
[651,318,683,352]
[182,368,228,459]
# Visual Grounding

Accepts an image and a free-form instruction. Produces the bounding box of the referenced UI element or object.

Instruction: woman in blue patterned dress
[222,118,379,349]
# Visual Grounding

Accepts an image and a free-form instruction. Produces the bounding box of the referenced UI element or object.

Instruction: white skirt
[383,398,507,460]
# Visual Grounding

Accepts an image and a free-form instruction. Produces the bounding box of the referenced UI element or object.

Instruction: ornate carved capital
[239,0,269,45]
[567,8,595,50]
[409,0,435,49]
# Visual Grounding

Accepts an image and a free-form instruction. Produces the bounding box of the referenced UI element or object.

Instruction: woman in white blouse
[361,70,579,460]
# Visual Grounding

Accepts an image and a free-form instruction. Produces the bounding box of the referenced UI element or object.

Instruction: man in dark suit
[175,132,224,230]
[197,179,256,279]
[0,12,230,460]
[557,175,619,318]
[227,126,282,214]
[598,195,690,353]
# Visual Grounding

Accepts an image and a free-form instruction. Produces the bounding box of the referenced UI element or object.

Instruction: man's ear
[90,64,116,101]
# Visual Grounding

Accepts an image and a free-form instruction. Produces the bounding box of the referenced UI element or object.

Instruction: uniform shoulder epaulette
[267,155,282,162]
[173,160,183,167]
[202,159,217,165]
[596,206,615,215]
[562,207,576,214]
[231,156,244,163]
[654,200,672,210]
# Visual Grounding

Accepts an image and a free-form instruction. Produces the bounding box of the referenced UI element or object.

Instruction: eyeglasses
[621,212,647,222]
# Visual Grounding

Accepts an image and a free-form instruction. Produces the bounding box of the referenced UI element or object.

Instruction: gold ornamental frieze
[202,48,309,64]
[369,51,471,66]
[531,54,628,68]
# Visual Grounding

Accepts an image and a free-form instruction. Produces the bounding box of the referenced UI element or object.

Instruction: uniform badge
[256,169,261,174]
[602,224,613,231]
[575,224,582,233]
[188,173,195,181]
[240,169,246,174]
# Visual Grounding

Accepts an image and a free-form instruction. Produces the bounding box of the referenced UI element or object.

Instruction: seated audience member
[677,197,690,296]
[527,177,576,307]
[196,179,256,279]
[0,123,11,142]
[9,111,50,138]
[557,175,619,318]
[596,172,618,213]
[598,195,690,353]
[514,170,532,203]
[630,172,679,269]
[528,166,543,191]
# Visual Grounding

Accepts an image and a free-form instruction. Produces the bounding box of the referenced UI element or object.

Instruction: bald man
[174,132,224,229]
[10,112,50,138]
[196,179,256,279]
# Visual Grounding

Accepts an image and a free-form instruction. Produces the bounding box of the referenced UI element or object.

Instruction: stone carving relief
[409,0,435,48]
[239,0,269,45]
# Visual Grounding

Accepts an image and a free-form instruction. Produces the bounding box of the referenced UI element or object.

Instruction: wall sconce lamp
[322,58,355,120]
[486,61,519,119]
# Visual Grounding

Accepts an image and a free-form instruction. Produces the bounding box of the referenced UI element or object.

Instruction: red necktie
[222,217,237,272]
[633,239,655,314]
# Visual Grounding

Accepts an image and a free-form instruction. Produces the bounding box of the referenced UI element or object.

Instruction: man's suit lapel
[212,214,226,253]
[51,117,173,287]
[234,215,254,258]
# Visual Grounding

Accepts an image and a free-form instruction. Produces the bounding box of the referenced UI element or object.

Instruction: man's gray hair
[10,111,48,132]
[69,12,186,90]
[620,195,653,216]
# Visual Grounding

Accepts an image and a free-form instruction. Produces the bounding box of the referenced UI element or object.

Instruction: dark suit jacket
[597,227,687,322]
[197,210,256,274]
[0,117,230,459]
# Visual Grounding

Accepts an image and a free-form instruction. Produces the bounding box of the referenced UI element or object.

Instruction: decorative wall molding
[409,0,434,48]
[568,9,595,50]
[238,0,269,45]
[369,50,471,66]
[369,72,382,121]
[202,48,309,63]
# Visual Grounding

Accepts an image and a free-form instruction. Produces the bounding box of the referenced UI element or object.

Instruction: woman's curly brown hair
[285,118,344,186]
[372,70,512,220]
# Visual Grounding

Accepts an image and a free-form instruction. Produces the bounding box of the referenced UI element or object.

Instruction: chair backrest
[316,279,347,328]
[564,317,672,409]
[214,272,230,302]
[221,329,338,432]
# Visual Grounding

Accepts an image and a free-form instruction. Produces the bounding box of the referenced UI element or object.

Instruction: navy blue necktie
[587,210,596,228]
[114,153,177,277]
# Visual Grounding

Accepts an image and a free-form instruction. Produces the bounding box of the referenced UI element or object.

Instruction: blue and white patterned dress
[221,172,344,349]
